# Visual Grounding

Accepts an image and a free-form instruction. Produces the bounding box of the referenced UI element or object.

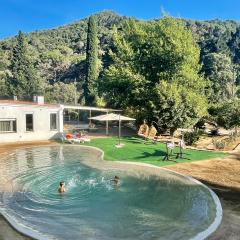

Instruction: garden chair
[138,121,149,138]
[144,125,158,144]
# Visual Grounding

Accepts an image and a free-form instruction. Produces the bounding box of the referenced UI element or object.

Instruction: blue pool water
[0,146,222,240]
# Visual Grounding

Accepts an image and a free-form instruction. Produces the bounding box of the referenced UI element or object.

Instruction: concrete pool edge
[0,144,223,240]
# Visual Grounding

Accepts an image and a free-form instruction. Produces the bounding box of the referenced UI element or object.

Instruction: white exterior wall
[0,104,63,143]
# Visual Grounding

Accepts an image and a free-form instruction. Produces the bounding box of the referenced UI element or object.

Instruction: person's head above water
[58,181,66,193]
[113,176,120,185]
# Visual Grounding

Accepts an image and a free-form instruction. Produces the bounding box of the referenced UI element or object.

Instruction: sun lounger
[60,133,75,144]
[61,133,91,144]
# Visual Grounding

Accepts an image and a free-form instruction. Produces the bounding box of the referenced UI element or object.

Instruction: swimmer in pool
[58,181,66,193]
[111,176,120,185]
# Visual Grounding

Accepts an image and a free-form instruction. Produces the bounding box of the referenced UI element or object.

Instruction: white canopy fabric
[89,113,135,147]
[89,113,135,121]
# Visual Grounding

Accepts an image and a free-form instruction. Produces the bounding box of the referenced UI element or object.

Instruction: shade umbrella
[89,113,135,147]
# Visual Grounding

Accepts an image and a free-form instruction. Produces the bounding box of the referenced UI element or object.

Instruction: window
[50,113,57,130]
[26,114,33,132]
[0,119,17,133]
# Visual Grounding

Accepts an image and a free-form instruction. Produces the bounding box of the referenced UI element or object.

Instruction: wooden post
[118,114,121,145]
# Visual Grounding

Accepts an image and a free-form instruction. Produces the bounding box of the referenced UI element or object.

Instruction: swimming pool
[0,145,222,240]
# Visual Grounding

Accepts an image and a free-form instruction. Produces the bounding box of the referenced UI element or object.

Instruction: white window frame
[50,113,58,131]
[0,118,17,133]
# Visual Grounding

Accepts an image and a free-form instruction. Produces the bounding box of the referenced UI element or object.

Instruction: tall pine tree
[7,31,43,99]
[84,16,99,106]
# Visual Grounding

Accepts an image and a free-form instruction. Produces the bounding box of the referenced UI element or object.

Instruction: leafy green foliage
[209,99,240,130]
[0,49,11,97]
[84,16,99,105]
[0,11,124,102]
[45,82,79,104]
[202,53,235,102]
[101,18,208,133]
[183,130,201,146]
[6,31,44,99]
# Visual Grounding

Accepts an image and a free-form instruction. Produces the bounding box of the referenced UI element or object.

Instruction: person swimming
[111,176,120,185]
[58,181,66,193]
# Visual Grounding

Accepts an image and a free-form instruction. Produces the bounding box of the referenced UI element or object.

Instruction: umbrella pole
[106,111,109,136]
[118,115,121,146]
[118,114,121,145]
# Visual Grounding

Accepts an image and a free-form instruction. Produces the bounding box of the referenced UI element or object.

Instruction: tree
[209,99,240,133]
[84,15,99,105]
[45,82,79,104]
[202,53,236,102]
[228,26,240,64]
[41,48,71,84]
[101,18,208,134]
[0,49,11,97]
[6,31,44,99]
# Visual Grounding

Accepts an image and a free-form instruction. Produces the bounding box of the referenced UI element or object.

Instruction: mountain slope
[0,11,240,99]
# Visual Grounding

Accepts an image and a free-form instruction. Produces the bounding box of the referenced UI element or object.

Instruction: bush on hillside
[183,130,202,146]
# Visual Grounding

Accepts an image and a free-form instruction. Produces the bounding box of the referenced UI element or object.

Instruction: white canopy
[89,113,135,147]
[89,113,135,121]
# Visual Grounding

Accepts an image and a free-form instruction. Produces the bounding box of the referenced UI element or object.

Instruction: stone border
[0,144,223,240]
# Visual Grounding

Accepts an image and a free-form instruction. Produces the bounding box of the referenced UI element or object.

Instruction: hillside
[0,11,240,101]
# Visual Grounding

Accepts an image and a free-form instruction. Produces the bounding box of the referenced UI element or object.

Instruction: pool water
[0,146,222,240]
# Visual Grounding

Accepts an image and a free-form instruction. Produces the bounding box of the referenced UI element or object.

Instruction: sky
[0,0,240,39]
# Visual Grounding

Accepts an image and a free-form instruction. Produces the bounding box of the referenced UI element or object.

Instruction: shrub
[213,140,225,150]
[183,130,201,146]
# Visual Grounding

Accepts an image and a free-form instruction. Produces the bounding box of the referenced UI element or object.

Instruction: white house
[0,96,121,143]
[0,96,63,143]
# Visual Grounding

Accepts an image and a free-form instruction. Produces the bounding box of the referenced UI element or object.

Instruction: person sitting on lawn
[138,120,149,137]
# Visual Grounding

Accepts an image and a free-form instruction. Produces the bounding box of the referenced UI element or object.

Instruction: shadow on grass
[135,149,166,159]
[121,136,144,144]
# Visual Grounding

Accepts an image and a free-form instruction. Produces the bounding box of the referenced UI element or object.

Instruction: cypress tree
[7,31,43,99]
[84,15,99,105]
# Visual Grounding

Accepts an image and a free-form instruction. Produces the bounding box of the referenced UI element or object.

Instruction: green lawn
[80,136,227,167]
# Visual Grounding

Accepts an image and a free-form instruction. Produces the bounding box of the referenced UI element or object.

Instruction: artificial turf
[81,136,227,167]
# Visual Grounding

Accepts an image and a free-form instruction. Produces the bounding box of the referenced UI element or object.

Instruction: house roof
[0,100,60,108]
[0,100,121,112]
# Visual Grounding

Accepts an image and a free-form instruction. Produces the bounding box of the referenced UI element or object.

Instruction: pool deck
[0,141,239,240]
[165,152,240,192]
